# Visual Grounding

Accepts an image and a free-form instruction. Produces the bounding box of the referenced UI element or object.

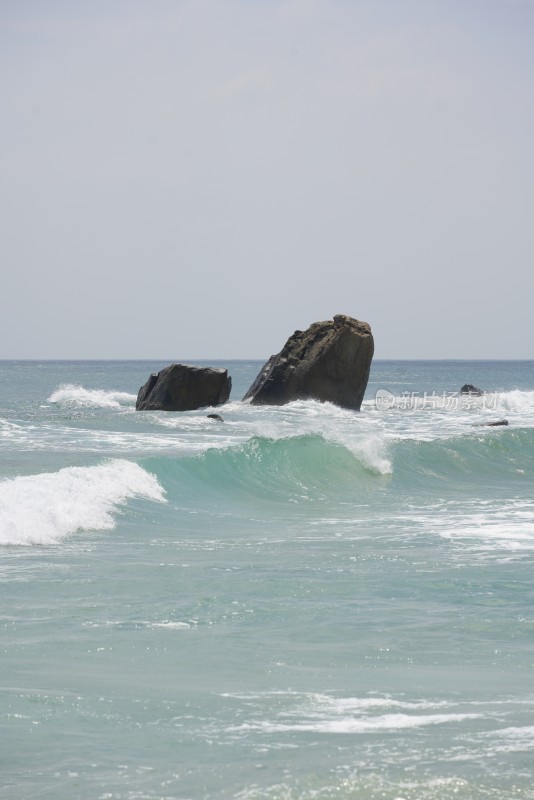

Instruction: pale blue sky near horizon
[1,0,533,359]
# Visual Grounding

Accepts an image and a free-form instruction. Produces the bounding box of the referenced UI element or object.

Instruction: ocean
[1,359,533,800]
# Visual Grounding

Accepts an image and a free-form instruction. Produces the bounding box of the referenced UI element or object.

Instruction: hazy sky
[1,0,533,359]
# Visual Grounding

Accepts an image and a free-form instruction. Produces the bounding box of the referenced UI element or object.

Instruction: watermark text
[375,390,498,411]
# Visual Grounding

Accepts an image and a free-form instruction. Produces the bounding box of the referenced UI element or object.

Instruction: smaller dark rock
[473,419,509,428]
[460,384,483,395]
[207,414,224,422]
[136,364,231,411]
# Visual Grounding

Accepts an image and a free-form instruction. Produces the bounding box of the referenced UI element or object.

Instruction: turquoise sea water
[1,360,534,800]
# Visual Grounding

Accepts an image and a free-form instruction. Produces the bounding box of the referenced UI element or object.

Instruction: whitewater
[1,359,533,800]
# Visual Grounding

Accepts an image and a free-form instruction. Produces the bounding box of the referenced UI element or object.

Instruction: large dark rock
[243,314,374,410]
[136,364,231,411]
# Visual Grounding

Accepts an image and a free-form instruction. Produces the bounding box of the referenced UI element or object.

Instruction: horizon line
[0,357,533,363]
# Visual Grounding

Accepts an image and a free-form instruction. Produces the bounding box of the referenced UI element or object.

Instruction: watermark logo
[375,389,396,410]
[375,390,498,411]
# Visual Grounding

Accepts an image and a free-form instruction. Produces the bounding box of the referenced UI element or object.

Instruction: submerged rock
[136,364,231,411]
[243,314,374,411]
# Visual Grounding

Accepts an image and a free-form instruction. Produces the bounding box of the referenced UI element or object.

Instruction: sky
[1,0,533,359]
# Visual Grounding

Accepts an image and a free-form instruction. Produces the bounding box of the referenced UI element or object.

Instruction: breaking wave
[48,384,137,409]
[0,460,166,546]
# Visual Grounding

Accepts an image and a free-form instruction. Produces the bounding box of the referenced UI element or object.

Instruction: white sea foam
[0,419,22,439]
[225,692,480,737]
[495,389,534,414]
[492,725,534,737]
[0,460,166,546]
[344,431,392,474]
[151,621,191,630]
[309,694,447,712]
[48,384,137,409]
[416,498,534,554]
[480,725,534,755]
[234,712,480,734]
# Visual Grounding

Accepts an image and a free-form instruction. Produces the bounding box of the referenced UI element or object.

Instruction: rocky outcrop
[243,314,374,410]
[136,364,231,411]
[460,384,483,395]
